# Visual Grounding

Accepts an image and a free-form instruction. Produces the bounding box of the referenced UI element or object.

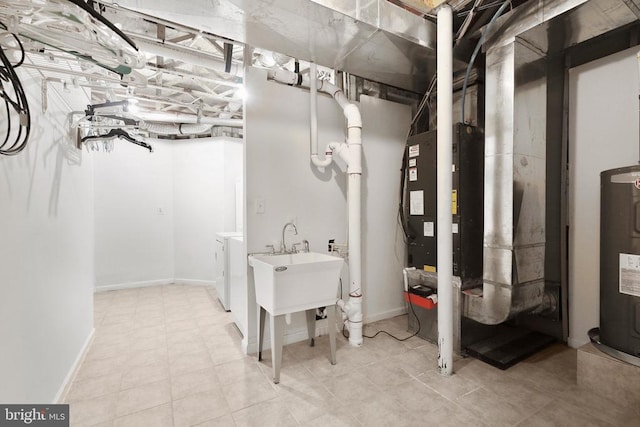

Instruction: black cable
[68,0,138,51]
[361,293,421,342]
[398,146,417,243]
[460,1,512,124]
[0,27,30,156]
[0,22,25,69]
[397,72,437,242]
[340,292,423,343]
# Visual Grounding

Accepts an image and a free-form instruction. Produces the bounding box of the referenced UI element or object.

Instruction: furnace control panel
[405,124,484,282]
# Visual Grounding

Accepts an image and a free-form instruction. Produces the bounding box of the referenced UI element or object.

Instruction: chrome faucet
[281,222,298,253]
[302,239,310,253]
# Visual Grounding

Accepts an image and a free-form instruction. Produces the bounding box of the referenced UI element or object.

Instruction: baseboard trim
[95,279,174,292]
[174,278,215,287]
[54,328,95,403]
[363,306,407,324]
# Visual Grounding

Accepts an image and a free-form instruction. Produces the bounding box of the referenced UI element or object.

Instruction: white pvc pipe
[437,4,454,376]
[311,142,342,168]
[268,68,363,346]
[346,125,363,346]
[310,63,319,157]
[309,63,335,171]
[134,111,243,127]
[145,136,240,144]
[268,69,347,109]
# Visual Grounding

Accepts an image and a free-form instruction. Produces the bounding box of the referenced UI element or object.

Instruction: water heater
[600,165,640,357]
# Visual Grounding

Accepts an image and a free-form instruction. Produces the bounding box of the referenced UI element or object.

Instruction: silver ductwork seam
[464,0,638,324]
[109,0,441,92]
[463,37,547,325]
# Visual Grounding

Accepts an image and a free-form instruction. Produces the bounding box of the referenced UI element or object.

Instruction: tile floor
[64,284,640,426]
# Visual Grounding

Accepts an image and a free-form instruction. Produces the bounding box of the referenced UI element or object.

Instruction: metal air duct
[103,0,447,92]
[464,0,639,324]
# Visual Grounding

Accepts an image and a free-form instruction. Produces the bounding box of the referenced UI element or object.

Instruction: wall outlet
[255,198,265,214]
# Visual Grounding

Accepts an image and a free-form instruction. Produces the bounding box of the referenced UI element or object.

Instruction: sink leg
[305,309,316,347]
[328,304,337,365]
[270,313,285,384]
[258,306,266,361]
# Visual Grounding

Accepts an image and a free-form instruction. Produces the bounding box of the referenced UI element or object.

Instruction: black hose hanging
[0,24,31,156]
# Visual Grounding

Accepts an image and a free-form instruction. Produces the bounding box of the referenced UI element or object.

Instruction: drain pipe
[437,4,454,376]
[309,63,339,170]
[268,68,363,346]
[343,98,363,347]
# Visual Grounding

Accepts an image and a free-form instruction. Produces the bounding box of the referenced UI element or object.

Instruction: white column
[437,4,454,376]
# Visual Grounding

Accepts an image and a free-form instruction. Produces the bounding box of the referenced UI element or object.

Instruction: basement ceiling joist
[0,0,245,130]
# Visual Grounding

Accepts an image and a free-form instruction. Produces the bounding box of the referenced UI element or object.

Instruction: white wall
[244,67,410,352]
[173,140,223,283]
[244,68,346,351]
[173,137,243,283]
[95,137,243,289]
[223,140,243,232]
[360,95,409,321]
[568,47,639,348]
[94,140,175,289]
[0,70,94,402]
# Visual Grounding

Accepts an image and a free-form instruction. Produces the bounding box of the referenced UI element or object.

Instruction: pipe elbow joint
[344,104,362,128]
[338,299,360,321]
[311,153,333,170]
[334,143,351,167]
[268,69,298,85]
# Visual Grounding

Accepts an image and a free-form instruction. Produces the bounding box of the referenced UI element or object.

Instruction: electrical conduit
[268,67,364,346]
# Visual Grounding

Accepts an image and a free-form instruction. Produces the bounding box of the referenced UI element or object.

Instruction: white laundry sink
[249,252,344,315]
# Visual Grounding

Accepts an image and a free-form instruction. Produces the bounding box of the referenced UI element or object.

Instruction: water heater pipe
[268,68,363,346]
[437,4,454,376]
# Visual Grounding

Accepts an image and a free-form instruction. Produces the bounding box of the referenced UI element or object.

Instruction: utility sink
[249,252,344,315]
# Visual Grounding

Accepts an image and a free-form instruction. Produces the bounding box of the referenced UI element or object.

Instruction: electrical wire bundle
[0,24,30,156]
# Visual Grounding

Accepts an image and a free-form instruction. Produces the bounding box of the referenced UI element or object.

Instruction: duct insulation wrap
[143,122,211,135]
